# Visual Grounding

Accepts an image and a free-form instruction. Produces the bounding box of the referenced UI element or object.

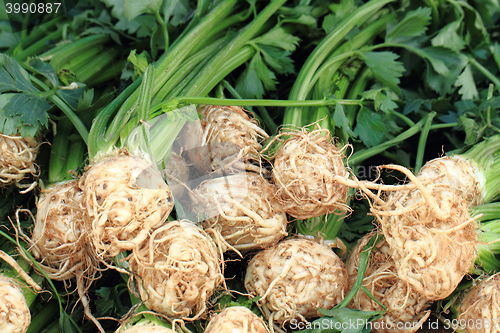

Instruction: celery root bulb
[417,156,483,206]
[26,180,90,280]
[244,237,348,332]
[272,127,350,219]
[458,273,500,333]
[0,134,39,192]
[0,275,30,333]
[205,306,270,333]
[373,181,478,301]
[80,150,174,258]
[129,220,223,320]
[190,105,268,172]
[346,233,431,333]
[191,172,288,252]
[162,152,190,198]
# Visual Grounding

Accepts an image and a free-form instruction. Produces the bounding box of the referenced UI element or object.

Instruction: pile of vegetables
[0,0,500,332]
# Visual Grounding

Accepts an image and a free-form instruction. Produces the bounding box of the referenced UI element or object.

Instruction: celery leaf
[431,21,466,52]
[123,0,162,20]
[386,7,432,43]
[0,55,51,136]
[353,107,386,147]
[26,58,59,87]
[454,65,478,100]
[334,104,357,138]
[235,55,265,99]
[359,51,405,94]
[252,27,300,52]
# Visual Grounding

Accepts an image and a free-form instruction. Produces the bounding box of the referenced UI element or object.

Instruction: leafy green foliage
[236,26,300,99]
[359,52,405,94]
[454,65,479,100]
[124,0,163,21]
[353,107,387,147]
[0,54,51,137]
[334,104,357,138]
[95,285,129,317]
[338,202,375,243]
[385,7,431,43]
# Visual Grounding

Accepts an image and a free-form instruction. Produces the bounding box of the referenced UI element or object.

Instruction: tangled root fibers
[458,273,500,333]
[191,172,288,252]
[129,220,224,321]
[80,150,174,258]
[272,126,350,219]
[194,105,268,172]
[371,166,478,301]
[0,134,38,193]
[245,237,348,332]
[346,232,431,333]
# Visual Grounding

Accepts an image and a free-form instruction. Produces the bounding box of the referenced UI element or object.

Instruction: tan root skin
[26,180,90,280]
[80,150,174,258]
[370,165,478,301]
[130,220,224,321]
[0,275,30,333]
[192,172,288,252]
[17,180,105,332]
[162,152,190,198]
[272,127,350,219]
[458,273,500,333]
[417,156,483,206]
[188,105,268,172]
[0,134,38,192]
[346,233,431,333]
[205,306,270,333]
[244,237,348,332]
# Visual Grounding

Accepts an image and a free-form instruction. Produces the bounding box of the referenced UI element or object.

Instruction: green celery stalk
[284,0,396,127]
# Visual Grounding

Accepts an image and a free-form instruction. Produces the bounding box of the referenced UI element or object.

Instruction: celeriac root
[0,134,39,193]
[416,156,483,206]
[369,165,478,301]
[129,220,224,321]
[346,232,431,333]
[186,105,268,173]
[191,172,288,252]
[80,149,174,258]
[205,306,270,333]
[270,125,351,219]
[244,237,348,333]
[163,152,190,199]
[14,180,105,332]
[0,275,31,333]
[458,273,500,333]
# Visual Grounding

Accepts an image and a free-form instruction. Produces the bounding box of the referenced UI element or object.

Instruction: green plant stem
[284,0,396,127]
[155,11,169,49]
[183,0,288,97]
[88,78,142,160]
[14,29,63,61]
[29,76,89,144]
[430,122,458,130]
[414,111,436,173]
[26,301,59,333]
[468,56,500,92]
[174,97,363,107]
